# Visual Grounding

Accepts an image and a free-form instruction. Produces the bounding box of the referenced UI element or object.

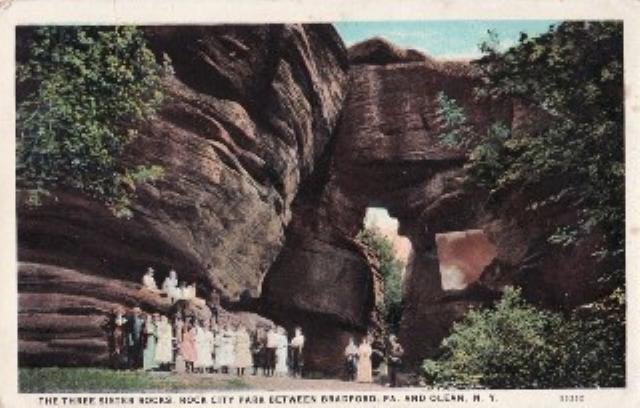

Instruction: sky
[334,20,559,59]
[364,208,412,267]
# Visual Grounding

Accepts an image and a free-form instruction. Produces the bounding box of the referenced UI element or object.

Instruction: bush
[422,286,625,389]
[16,26,171,216]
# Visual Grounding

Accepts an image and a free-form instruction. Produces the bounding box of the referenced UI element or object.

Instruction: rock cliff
[17,24,350,366]
[17,29,611,374]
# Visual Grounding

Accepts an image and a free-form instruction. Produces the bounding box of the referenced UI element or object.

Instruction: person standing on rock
[387,334,404,387]
[274,326,289,376]
[265,326,278,377]
[356,336,373,383]
[344,337,358,381]
[290,326,305,378]
[143,313,160,371]
[162,269,180,302]
[142,267,160,293]
[155,315,173,370]
[126,307,145,369]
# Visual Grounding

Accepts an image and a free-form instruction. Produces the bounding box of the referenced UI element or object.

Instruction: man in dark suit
[126,307,145,369]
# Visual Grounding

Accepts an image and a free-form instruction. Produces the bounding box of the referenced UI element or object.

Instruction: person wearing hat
[126,307,145,369]
[142,267,159,293]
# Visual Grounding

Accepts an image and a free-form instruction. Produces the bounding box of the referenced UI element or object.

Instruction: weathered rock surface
[18,262,210,366]
[348,37,428,65]
[17,27,612,375]
[260,46,510,374]
[17,24,349,367]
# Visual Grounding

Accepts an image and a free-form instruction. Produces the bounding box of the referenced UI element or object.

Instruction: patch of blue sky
[334,20,559,59]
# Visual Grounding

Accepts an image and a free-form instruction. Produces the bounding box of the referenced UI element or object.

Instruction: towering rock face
[260,42,511,374]
[262,38,609,371]
[17,24,350,366]
[17,29,610,373]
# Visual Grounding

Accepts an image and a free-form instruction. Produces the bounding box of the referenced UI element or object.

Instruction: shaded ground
[19,368,387,393]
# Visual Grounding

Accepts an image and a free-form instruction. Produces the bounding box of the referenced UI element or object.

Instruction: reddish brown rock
[17,24,349,368]
[18,262,209,366]
[261,45,510,374]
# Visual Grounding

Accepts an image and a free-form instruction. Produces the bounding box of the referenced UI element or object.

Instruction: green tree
[436,21,624,286]
[357,226,404,334]
[422,286,625,388]
[16,26,171,216]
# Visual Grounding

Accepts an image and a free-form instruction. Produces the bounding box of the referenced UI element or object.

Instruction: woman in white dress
[154,315,174,368]
[233,325,253,376]
[217,324,235,374]
[162,270,180,302]
[275,326,289,376]
[356,337,373,383]
[142,267,160,292]
[194,320,214,372]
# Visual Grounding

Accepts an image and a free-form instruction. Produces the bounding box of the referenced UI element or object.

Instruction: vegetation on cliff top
[430,21,624,389]
[437,21,624,286]
[16,26,171,217]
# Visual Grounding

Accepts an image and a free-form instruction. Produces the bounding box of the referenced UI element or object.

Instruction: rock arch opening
[435,229,498,291]
[362,207,412,271]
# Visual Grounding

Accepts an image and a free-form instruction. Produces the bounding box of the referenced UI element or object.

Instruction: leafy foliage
[422,287,625,388]
[357,225,404,334]
[16,26,171,216]
[435,22,624,285]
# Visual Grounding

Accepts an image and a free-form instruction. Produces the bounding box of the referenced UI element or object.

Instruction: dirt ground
[151,371,388,391]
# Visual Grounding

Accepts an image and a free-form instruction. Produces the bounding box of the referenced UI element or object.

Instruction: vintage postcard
[0,0,638,407]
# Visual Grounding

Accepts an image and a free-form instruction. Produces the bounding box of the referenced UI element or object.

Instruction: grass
[19,368,252,393]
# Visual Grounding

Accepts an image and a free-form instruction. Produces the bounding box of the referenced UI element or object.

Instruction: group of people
[344,334,404,387]
[109,306,306,377]
[142,267,197,303]
[110,267,404,385]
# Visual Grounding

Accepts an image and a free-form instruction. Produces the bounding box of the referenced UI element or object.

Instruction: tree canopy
[16,26,171,216]
[436,21,623,286]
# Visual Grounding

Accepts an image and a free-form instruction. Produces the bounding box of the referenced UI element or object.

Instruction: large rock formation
[17,24,350,366]
[17,29,611,374]
[260,40,510,374]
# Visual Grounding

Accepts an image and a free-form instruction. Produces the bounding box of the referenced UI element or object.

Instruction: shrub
[16,26,171,217]
[422,286,625,388]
